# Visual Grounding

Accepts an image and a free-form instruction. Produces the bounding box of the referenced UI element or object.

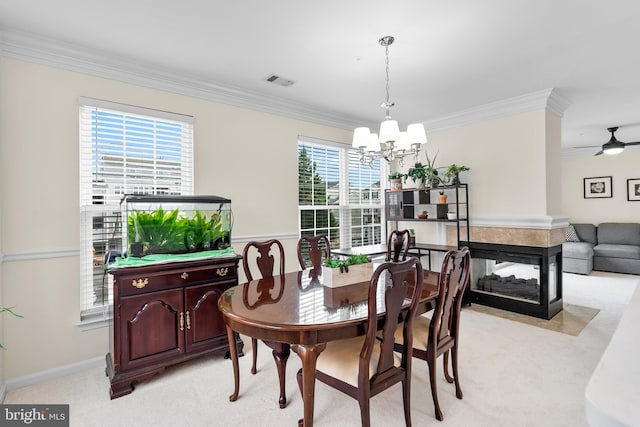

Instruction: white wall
[398,108,558,223]
[0,57,351,379]
[562,149,640,224]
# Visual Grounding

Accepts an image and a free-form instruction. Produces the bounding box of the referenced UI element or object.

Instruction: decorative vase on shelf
[415,179,425,190]
[437,193,448,204]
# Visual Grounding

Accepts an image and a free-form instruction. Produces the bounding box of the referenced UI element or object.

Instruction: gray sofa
[563,223,640,275]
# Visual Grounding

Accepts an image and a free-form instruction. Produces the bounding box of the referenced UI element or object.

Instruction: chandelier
[352,36,427,166]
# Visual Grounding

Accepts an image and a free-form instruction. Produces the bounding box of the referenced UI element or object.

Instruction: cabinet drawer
[115,261,238,297]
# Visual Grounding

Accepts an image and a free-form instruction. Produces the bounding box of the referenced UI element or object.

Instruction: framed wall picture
[584,176,612,199]
[628,178,640,201]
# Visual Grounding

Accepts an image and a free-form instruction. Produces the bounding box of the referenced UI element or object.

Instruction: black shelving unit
[385,183,470,248]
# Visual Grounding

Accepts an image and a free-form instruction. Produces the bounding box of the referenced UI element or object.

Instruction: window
[298,137,386,250]
[79,98,193,321]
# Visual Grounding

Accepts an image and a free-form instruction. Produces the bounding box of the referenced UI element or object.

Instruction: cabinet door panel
[120,290,184,369]
[184,283,227,352]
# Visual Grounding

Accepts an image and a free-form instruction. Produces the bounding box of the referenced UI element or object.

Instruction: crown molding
[424,88,572,132]
[1,29,574,138]
[0,28,360,130]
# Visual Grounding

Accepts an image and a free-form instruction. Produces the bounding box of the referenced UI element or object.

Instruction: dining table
[218,266,439,427]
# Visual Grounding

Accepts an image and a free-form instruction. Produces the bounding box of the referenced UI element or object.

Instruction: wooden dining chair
[394,246,471,421]
[297,234,331,270]
[241,239,290,408]
[386,229,411,262]
[299,258,424,427]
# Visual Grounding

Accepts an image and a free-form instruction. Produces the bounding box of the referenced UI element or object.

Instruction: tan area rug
[466,303,600,336]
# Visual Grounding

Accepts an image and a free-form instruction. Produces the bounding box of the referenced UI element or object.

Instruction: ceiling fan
[577,127,640,156]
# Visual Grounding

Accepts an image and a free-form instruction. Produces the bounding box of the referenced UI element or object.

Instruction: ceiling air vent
[266,74,295,88]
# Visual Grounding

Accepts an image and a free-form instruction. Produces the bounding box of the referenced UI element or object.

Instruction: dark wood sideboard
[106,255,243,399]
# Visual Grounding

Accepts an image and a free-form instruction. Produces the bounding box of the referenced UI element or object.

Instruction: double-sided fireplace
[466,242,563,319]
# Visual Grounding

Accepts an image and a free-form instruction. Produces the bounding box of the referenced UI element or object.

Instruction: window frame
[78,97,194,322]
[297,136,387,251]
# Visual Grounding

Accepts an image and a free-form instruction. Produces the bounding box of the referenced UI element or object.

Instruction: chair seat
[394,314,430,351]
[316,335,402,387]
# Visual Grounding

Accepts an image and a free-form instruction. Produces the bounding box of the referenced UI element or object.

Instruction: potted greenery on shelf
[408,228,416,245]
[388,172,404,192]
[444,164,470,185]
[404,162,428,189]
[424,150,442,188]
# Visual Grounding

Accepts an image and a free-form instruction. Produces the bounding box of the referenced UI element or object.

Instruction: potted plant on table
[444,164,470,185]
[322,254,372,288]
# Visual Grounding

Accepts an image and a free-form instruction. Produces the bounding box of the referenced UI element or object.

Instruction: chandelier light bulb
[407,123,427,145]
[352,127,371,148]
[379,119,400,143]
[367,133,381,151]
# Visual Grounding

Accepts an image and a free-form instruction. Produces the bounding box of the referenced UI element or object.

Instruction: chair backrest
[386,229,410,262]
[429,247,471,349]
[242,239,285,281]
[364,258,424,388]
[297,235,331,269]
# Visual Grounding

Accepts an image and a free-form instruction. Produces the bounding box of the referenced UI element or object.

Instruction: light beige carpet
[2,272,636,426]
[466,303,599,336]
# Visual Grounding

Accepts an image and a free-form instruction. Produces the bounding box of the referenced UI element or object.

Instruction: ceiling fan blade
[594,150,604,156]
[574,145,601,149]
[623,141,640,146]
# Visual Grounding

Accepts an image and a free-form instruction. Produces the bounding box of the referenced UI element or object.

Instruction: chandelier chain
[385,43,390,114]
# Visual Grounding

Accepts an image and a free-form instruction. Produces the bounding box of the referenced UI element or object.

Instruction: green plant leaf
[322,254,371,269]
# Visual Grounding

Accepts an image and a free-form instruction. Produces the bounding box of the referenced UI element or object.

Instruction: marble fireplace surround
[448,225,566,248]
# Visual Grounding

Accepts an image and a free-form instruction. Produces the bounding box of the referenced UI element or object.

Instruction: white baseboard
[3,356,104,396]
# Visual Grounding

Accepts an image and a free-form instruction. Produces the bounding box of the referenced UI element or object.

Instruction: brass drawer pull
[186,311,191,330]
[217,267,229,277]
[132,278,149,289]
[181,272,189,280]
[179,312,185,331]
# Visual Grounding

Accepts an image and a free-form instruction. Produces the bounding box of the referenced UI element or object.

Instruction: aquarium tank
[121,195,232,257]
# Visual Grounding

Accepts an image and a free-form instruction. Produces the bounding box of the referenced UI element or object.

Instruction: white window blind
[298,137,385,250]
[79,98,194,321]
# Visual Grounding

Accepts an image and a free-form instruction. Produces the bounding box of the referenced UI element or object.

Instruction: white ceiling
[2,0,640,153]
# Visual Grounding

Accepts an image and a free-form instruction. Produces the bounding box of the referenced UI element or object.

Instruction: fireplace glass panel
[471,257,557,304]
[471,259,541,303]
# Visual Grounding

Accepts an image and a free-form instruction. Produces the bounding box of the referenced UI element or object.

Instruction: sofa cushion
[594,244,640,260]
[565,224,581,242]
[597,223,640,246]
[573,223,597,245]
[563,242,594,258]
